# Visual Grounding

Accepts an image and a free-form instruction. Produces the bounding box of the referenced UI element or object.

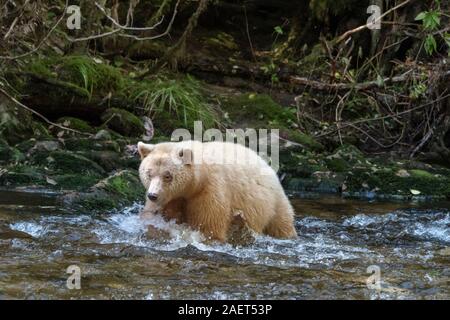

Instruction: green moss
[0,98,35,145]
[279,150,327,178]
[223,93,295,126]
[0,139,13,163]
[14,139,37,153]
[101,108,144,137]
[80,151,127,172]
[204,32,238,51]
[60,170,143,212]
[325,157,350,172]
[63,137,121,153]
[31,150,105,175]
[31,122,52,139]
[285,176,343,193]
[286,130,325,151]
[26,55,126,98]
[52,174,100,191]
[0,165,46,186]
[28,59,55,79]
[332,144,366,164]
[345,167,450,198]
[409,169,436,179]
[58,56,124,96]
[56,117,95,133]
[102,170,142,201]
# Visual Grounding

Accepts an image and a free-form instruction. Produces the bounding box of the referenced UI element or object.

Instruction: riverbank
[1,90,450,212]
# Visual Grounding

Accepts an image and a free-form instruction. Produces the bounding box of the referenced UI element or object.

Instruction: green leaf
[415,12,427,21]
[274,26,284,35]
[444,33,450,47]
[376,74,384,87]
[423,11,440,30]
[424,35,437,55]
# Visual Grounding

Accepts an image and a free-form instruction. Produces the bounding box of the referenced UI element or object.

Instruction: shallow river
[0,190,449,299]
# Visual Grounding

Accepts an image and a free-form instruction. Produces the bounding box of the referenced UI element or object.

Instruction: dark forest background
[1,0,450,206]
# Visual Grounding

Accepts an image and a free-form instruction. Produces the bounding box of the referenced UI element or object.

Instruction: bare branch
[66,0,180,43]
[94,1,165,31]
[335,0,411,45]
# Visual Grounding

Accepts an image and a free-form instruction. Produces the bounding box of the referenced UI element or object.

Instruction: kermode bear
[137,140,297,242]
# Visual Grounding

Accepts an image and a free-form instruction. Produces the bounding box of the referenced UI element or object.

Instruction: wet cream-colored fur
[138,140,297,242]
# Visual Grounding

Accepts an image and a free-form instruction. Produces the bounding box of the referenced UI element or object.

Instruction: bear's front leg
[140,200,160,220]
[186,192,231,242]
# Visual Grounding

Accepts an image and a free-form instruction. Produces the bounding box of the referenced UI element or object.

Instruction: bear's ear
[137,142,154,159]
[178,148,193,165]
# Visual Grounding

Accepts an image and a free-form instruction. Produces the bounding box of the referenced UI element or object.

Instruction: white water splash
[90,203,377,268]
[9,222,47,238]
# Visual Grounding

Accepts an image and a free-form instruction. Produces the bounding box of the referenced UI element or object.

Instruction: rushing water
[0,190,449,299]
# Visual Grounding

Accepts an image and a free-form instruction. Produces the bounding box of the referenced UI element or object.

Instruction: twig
[94,1,165,31]
[290,70,416,91]
[315,93,450,138]
[243,5,257,62]
[0,86,92,137]
[67,0,180,42]
[335,0,411,45]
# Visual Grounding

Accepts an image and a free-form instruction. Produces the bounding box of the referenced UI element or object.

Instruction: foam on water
[342,210,450,243]
[7,203,449,271]
[89,203,378,268]
[9,222,47,238]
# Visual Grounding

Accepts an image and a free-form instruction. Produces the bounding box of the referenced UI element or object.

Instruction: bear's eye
[163,172,172,182]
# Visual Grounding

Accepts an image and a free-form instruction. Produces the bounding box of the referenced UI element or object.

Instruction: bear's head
[137,142,194,206]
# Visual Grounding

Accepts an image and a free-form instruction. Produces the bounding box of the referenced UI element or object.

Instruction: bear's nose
[147,193,158,202]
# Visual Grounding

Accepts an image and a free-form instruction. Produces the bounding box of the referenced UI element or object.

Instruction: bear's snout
[147,193,158,202]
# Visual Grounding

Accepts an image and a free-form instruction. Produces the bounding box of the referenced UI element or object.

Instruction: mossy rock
[325,157,350,172]
[101,108,145,137]
[51,174,100,191]
[222,93,295,127]
[0,165,46,187]
[284,130,324,151]
[31,122,52,139]
[284,173,344,193]
[56,117,95,133]
[0,139,23,164]
[28,55,126,97]
[0,162,102,191]
[80,151,127,172]
[331,144,367,165]
[31,150,105,175]
[64,137,121,153]
[0,95,35,145]
[344,167,450,198]
[60,170,143,211]
[280,150,327,178]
